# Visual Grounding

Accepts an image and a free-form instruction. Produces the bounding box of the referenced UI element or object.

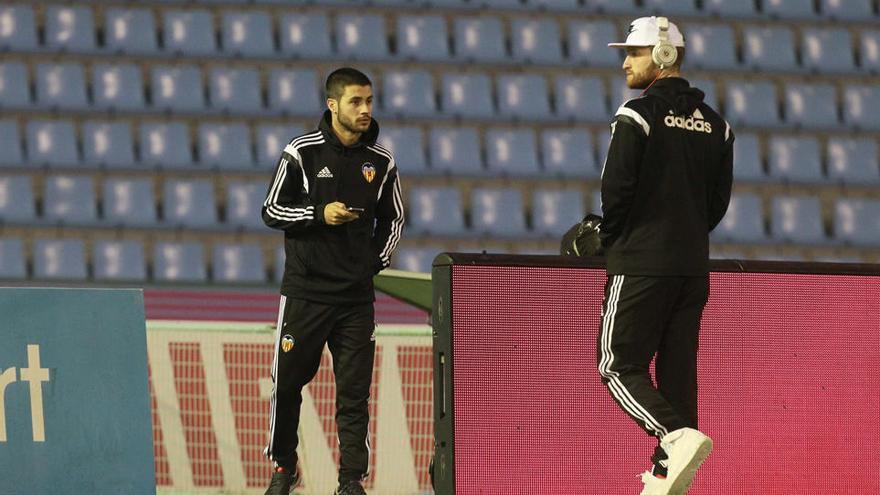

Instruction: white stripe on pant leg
[265,295,287,461]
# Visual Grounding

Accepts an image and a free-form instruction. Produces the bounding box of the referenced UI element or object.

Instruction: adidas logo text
[317,167,333,178]
[664,110,713,134]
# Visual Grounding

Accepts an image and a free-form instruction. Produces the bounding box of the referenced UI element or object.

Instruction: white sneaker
[659,427,713,494]
[639,470,669,495]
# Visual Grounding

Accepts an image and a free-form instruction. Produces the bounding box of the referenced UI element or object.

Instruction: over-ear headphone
[652,17,678,69]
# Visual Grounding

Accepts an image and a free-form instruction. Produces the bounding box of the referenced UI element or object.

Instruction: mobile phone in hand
[346,206,365,213]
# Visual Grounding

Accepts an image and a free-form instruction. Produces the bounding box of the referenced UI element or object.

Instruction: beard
[337,112,371,135]
[626,69,658,90]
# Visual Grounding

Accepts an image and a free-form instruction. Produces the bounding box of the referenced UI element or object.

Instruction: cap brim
[607,42,648,47]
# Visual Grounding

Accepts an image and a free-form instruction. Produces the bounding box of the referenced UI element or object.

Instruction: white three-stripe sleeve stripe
[615,105,651,136]
[264,134,324,222]
[368,145,404,266]
[265,295,287,461]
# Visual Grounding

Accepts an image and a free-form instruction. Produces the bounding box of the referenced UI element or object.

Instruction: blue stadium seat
[393,247,437,274]
[770,196,826,244]
[741,25,798,72]
[589,0,642,13]
[0,120,23,166]
[497,74,551,120]
[611,80,642,108]
[0,5,37,51]
[408,186,466,235]
[212,243,266,283]
[91,64,145,111]
[532,188,586,236]
[704,0,760,17]
[453,17,507,62]
[528,0,580,10]
[762,0,817,18]
[83,121,135,168]
[225,181,264,230]
[102,177,158,227]
[35,63,88,110]
[396,15,449,61]
[278,13,332,58]
[336,14,389,60]
[26,120,79,167]
[163,10,216,56]
[768,136,824,183]
[511,18,563,65]
[93,240,146,281]
[712,193,766,243]
[0,238,26,279]
[381,70,436,118]
[104,8,158,54]
[833,198,880,246]
[0,176,35,223]
[801,28,855,73]
[567,20,620,67]
[554,75,607,122]
[377,126,429,175]
[33,239,87,280]
[732,133,767,182]
[541,129,598,178]
[198,123,254,169]
[268,68,321,117]
[151,65,205,112]
[209,67,262,114]
[470,188,527,237]
[441,73,494,118]
[222,11,274,57]
[784,83,839,128]
[44,5,95,52]
[724,81,781,127]
[429,127,483,175]
[821,0,874,20]
[0,62,30,109]
[843,85,880,129]
[163,179,217,228]
[684,24,738,70]
[826,137,879,184]
[642,0,701,15]
[153,241,207,283]
[255,124,306,168]
[43,175,96,224]
[859,30,880,74]
[485,129,540,175]
[139,122,193,169]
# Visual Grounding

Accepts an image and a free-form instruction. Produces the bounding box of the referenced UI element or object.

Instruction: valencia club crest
[361,163,376,183]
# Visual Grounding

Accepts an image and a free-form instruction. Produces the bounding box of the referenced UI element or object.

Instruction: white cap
[608,16,685,48]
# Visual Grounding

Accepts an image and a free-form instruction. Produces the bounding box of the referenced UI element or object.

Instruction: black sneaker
[334,480,367,495]
[265,466,298,495]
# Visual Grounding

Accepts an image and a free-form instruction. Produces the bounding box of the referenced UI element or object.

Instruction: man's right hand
[324,202,360,225]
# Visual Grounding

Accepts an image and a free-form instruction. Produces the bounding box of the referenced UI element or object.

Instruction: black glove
[560,213,603,257]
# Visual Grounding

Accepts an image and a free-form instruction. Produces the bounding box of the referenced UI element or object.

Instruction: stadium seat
[833,198,880,246]
[381,70,436,118]
[453,17,507,62]
[567,20,621,67]
[783,83,839,128]
[102,177,158,227]
[741,25,799,72]
[139,122,193,168]
[767,136,824,183]
[197,123,254,169]
[255,124,306,168]
[541,129,598,178]
[225,181,264,230]
[770,196,826,244]
[26,120,79,167]
[511,18,563,64]
[407,186,466,235]
[0,62,30,109]
[44,5,95,52]
[0,176,35,223]
[589,0,642,13]
[528,0,580,10]
[208,67,262,114]
[151,65,205,112]
[554,75,607,122]
[278,13,332,58]
[684,24,738,70]
[762,0,817,18]
[336,14,389,60]
[732,133,767,182]
[712,193,766,243]
[704,0,760,16]
[859,30,880,73]
[497,74,551,120]
[377,126,429,175]
[83,121,135,168]
[163,10,216,56]
[0,238,26,279]
[826,137,880,184]
[43,175,96,224]
[0,5,37,51]
[611,80,642,108]
[104,8,158,54]
[268,68,322,117]
[153,241,207,283]
[33,239,87,280]
[532,188,586,236]
[470,188,527,237]
[396,15,450,61]
[222,11,274,57]
[429,127,484,175]
[0,120,23,166]
[441,73,495,118]
[842,85,880,129]
[485,128,541,175]
[724,81,781,127]
[821,0,874,20]
[642,0,702,15]
[212,243,266,283]
[393,246,438,274]
[93,240,147,281]
[162,179,218,228]
[35,63,88,110]
[801,28,856,73]
[91,64,146,111]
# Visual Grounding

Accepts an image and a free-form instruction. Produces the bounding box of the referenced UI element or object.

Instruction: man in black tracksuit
[261,68,404,495]
[601,17,733,494]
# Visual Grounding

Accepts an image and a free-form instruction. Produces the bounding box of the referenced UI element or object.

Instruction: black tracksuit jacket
[262,111,404,304]
[600,77,734,276]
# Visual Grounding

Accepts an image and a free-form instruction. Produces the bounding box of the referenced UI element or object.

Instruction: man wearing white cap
[598,16,733,494]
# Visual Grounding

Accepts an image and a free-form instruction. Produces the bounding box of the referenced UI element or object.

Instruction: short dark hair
[325,68,372,101]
